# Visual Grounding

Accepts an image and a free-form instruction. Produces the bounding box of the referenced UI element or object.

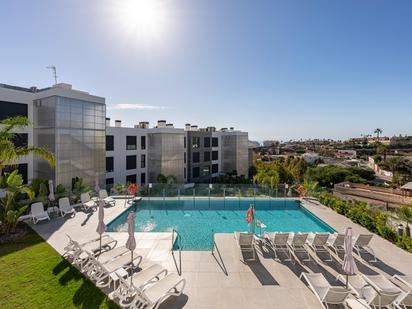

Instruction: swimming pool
[107,198,335,250]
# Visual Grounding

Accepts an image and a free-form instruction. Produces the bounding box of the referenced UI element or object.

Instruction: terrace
[20,184,412,309]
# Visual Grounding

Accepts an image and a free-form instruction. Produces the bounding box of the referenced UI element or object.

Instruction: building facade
[0,83,105,188]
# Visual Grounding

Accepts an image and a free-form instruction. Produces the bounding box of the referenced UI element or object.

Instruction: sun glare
[115,0,169,43]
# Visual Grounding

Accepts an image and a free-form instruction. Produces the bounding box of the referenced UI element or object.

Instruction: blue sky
[1,0,411,141]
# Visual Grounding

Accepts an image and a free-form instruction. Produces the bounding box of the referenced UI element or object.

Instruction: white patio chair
[80,192,97,212]
[327,233,346,256]
[31,202,50,224]
[307,233,332,262]
[99,189,116,207]
[288,233,310,262]
[234,232,256,262]
[264,232,292,261]
[300,272,350,309]
[130,273,186,309]
[353,234,377,262]
[58,197,76,217]
[112,264,168,307]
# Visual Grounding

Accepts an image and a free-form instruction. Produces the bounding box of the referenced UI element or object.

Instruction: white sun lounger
[338,274,402,309]
[288,233,310,262]
[58,197,76,217]
[112,264,168,307]
[99,189,116,207]
[327,233,345,256]
[130,273,186,309]
[80,192,97,212]
[234,232,256,262]
[86,251,142,288]
[31,202,50,224]
[391,275,412,308]
[264,232,292,261]
[353,234,377,262]
[300,272,350,309]
[307,233,332,262]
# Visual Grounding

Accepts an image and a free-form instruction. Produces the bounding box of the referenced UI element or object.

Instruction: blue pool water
[107,198,334,250]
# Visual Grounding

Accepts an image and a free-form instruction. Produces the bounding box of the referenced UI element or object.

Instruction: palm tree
[0,116,55,174]
[374,128,383,141]
[398,205,412,237]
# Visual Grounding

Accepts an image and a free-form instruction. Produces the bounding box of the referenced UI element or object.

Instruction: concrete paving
[29,198,412,309]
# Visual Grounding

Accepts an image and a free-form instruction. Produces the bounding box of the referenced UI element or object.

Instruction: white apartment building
[0,83,105,187]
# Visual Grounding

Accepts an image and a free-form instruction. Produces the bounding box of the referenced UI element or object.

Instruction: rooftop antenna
[46,65,58,85]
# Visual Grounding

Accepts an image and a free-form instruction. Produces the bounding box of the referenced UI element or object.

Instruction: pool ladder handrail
[171,229,183,276]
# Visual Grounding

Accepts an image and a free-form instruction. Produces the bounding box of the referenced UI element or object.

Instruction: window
[192,136,200,148]
[184,137,186,148]
[192,167,200,178]
[184,167,186,179]
[141,154,146,168]
[2,163,28,184]
[126,136,137,150]
[184,152,186,164]
[212,164,219,174]
[106,157,114,172]
[203,166,210,176]
[204,151,210,162]
[193,152,200,163]
[212,137,218,147]
[212,151,219,160]
[106,135,114,151]
[12,133,28,148]
[126,155,137,170]
[141,136,146,150]
[204,137,210,147]
[106,178,114,190]
[141,172,146,184]
[0,101,28,120]
[126,174,137,184]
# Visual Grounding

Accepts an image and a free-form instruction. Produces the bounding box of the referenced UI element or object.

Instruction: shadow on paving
[242,250,279,286]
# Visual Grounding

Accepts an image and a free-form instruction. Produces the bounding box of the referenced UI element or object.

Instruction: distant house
[336,150,357,160]
[302,152,319,164]
[368,157,393,180]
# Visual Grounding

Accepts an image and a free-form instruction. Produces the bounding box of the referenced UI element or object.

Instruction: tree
[0,170,34,234]
[374,128,383,141]
[156,174,168,184]
[376,142,388,161]
[0,116,55,174]
[398,205,412,237]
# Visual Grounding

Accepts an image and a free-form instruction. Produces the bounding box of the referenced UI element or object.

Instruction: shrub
[396,236,412,253]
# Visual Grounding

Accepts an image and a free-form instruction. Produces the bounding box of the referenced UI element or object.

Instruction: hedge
[317,193,412,254]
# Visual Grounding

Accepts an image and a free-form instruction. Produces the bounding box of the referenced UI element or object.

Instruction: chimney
[185,123,191,131]
[166,123,174,128]
[30,86,38,93]
[230,127,234,131]
[157,120,166,128]
[115,120,121,128]
[106,118,110,127]
[135,121,149,129]
[221,128,228,132]
[191,125,198,131]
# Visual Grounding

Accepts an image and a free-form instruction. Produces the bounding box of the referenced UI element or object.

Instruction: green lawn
[0,227,118,309]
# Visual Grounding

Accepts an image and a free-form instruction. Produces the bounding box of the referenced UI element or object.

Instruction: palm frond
[15,146,55,167]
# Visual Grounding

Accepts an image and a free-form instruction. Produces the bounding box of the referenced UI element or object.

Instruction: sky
[1,0,411,142]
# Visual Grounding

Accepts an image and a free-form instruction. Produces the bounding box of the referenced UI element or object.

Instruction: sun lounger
[288,233,310,262]
[31,202,50,224]
[87,251,142,288]
[113,264,168,307]
[234,232,256,262]
[99,189,116,207]
[307,233,332,262]
[130,273,186,309]
[80,192,97,212]
[300,272,350,309]
[338,274,402,308]
[264,232,292,261]
[391,275,412,308]
[327,233,345,256]
[353,234,377,262]
[58,197,76,217]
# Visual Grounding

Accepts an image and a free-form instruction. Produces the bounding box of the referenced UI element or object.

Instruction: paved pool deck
[29,197,412,309]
